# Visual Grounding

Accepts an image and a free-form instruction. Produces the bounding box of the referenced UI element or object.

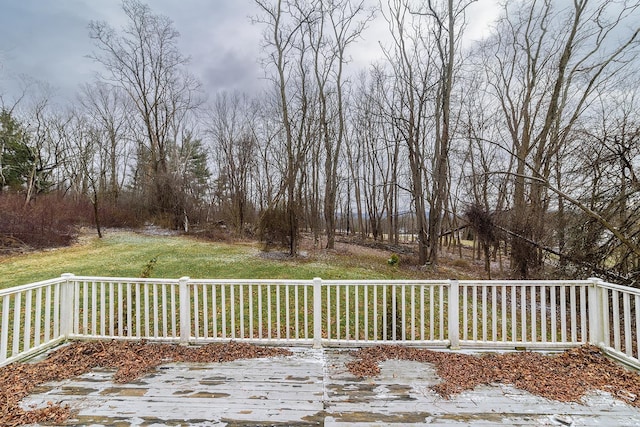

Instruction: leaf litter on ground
[0,340,291,426]
[347,344,640,404]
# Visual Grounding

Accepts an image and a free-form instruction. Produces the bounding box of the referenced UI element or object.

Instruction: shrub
[257,205,291,250]
[0,192,91,250]
[452,258,469,268]
[186,223,232,242]
[387,253,400,266]
[140,256,158,278]
[97,196,146,228]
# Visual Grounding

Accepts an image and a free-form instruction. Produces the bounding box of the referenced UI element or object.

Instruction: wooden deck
[22,348,640,426]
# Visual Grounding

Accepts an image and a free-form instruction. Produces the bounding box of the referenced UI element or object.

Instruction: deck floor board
[21,347,640,426]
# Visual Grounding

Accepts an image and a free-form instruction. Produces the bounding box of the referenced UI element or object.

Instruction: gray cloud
[202,50,263,94]
[0,0,265,103]
[0,0,502,105]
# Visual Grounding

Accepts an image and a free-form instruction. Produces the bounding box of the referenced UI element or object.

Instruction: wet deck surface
[22,348,640,426]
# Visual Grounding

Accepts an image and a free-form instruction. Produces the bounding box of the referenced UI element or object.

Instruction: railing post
[448,280,460,350]
[179,277,191,345]
[59,273,75,339]
[588,277,604,346]
[313,278,323,349]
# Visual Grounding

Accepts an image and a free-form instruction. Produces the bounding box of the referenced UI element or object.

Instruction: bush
[140,256,158,278]
[257,205,291,250]
[186,223,232,242]
[97,195,146,228]
[452,258,469,268]
[387,253,400,266]
[0,192,91,250]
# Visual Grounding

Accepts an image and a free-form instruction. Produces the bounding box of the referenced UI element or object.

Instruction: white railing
[0,275,69,366]
[321,280,449,346]
[588,278,640,368]
[1,275,639,369]
[456,280,592,349]
[69,276,182,341]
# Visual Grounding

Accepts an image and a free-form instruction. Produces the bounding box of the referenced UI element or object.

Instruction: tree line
[1,0,639,284]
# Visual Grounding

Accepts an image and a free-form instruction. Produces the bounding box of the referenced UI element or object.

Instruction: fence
[1,275,639,369]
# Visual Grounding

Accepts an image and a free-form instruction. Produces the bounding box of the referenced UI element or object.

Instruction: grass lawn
[0,230,413,289]
[1,230,579,352]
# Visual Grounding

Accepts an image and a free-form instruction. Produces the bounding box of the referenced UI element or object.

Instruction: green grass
[0,231,409,289]
[1,232,584,350]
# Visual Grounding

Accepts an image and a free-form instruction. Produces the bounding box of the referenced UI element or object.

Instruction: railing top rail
[190,278,314,285]
[0,277,67,296]
[322,279,450,285]
[71,276,318,286]
[69,277,594,286]
[2,275,626,294]
[597,280,640,295]
[70,275,181,285]
[458,279,593,286]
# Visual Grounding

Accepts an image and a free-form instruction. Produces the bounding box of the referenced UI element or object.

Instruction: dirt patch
[347,344,640,405]
[252,234,512,281]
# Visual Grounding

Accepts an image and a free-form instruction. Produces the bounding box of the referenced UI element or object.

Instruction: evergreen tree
[0,109,34,192]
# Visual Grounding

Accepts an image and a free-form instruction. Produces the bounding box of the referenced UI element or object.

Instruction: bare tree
[381,0,433,263]
[78,82,133,203]
[421,0,474,267]
[207,92,258,236]
[254,0,315,255]
[381,0,471,266]
[306,0,373,249]
[59,111,105,237]
[23,84,66,205]
[348,66,403,243]
[89,0,201,226]
[561,82,640,282]
[482,0,640,277]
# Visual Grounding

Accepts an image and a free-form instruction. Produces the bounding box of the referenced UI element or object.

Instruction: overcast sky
[0,0,500,105]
